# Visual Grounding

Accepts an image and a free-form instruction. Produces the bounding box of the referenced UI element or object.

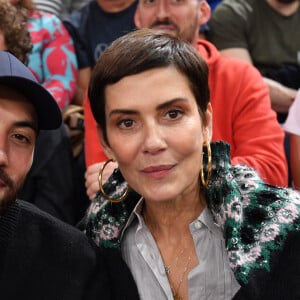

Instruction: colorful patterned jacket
[27,11,77,109]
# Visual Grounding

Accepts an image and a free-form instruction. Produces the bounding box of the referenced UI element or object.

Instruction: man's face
[0,86,37,212]
[134,0,210,46]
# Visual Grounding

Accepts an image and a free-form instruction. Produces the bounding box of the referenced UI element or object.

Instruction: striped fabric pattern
[33,0,62,16]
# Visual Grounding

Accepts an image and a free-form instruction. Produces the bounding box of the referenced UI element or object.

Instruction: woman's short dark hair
[89,28,210,143]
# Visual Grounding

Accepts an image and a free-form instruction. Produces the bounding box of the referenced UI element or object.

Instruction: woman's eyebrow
[156,98,188,111]
[109,109,138,117]
[108,98,188,117]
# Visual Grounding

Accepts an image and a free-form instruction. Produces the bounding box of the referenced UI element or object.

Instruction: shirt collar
[121,198,222,239]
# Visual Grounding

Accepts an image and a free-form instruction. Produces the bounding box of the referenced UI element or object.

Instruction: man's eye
[13,133,30,143]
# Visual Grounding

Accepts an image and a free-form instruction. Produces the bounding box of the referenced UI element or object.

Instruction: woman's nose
[142,124,167,154]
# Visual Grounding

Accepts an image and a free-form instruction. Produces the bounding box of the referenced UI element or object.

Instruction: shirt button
[194,221,202,229]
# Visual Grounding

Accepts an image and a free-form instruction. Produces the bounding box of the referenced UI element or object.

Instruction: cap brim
[0,76,62,130]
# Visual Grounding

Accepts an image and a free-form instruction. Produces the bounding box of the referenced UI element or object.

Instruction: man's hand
[264,78,297,113]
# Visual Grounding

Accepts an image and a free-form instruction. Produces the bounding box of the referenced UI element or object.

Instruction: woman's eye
[166,109,183,120]
[117,119,135,129]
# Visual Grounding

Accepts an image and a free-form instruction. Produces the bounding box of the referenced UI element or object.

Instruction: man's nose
[0,138,8,167]
[156,0,170,19]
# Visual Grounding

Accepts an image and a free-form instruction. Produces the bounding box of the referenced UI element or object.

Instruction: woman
[84,29,300,300]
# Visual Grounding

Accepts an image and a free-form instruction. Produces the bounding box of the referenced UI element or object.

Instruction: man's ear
[198,0,211,27]
[134,6,142,28]
[97,125,115,160]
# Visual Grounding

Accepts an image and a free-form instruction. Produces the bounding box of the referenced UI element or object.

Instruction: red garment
[84,97,107,163]
[84,40,288,186]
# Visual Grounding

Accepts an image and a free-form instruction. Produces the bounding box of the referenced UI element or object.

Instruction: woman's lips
[141,165,174,179]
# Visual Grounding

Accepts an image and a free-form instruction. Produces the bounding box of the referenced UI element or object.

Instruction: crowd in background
[0,0,299,299]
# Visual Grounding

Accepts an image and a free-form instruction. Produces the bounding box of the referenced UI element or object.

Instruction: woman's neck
[143,192,206,243]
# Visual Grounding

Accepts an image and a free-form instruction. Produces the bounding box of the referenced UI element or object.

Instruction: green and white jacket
[83,141,300,299]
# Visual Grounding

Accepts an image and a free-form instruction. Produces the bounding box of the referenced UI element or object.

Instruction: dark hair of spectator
[0,0,32,65]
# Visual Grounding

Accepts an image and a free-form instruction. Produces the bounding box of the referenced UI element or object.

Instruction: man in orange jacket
[84,0,287,200]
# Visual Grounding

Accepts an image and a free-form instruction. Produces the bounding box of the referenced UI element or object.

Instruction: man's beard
[150,19,195,44]
[149,14,199,45]
[0,168,17,215]
[150,20,180,36]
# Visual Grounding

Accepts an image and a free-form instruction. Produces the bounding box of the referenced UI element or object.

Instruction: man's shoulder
[16,200,87,242]
[210,0,259,27]
[218,0,257,13]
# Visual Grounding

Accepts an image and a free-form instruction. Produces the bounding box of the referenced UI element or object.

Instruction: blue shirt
[64,0,137,68]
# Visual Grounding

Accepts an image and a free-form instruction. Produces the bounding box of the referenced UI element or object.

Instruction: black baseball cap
[0,51,62,130]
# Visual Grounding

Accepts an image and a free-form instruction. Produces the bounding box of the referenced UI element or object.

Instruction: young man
[84,0,288,200]
[0,51,138,299]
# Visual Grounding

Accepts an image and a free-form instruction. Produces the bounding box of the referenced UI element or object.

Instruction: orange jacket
[84,40,287,186]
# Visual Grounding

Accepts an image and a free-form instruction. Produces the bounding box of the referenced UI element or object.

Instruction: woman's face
[101,66,212,203]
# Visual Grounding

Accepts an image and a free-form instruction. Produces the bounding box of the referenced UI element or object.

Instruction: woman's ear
[97,125,115,160]
[204,102,213,141]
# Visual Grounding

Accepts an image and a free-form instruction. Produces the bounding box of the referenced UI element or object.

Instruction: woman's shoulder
[205,142,300,290]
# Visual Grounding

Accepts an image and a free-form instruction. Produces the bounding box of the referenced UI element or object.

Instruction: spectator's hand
[85,161,118,200]
[264,78,297,113]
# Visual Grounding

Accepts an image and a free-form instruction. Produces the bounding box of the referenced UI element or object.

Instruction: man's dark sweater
[0,200,139,300]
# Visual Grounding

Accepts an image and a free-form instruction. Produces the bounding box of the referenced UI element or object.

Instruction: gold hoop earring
[200,141,212,187]
[98,159,129,203]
